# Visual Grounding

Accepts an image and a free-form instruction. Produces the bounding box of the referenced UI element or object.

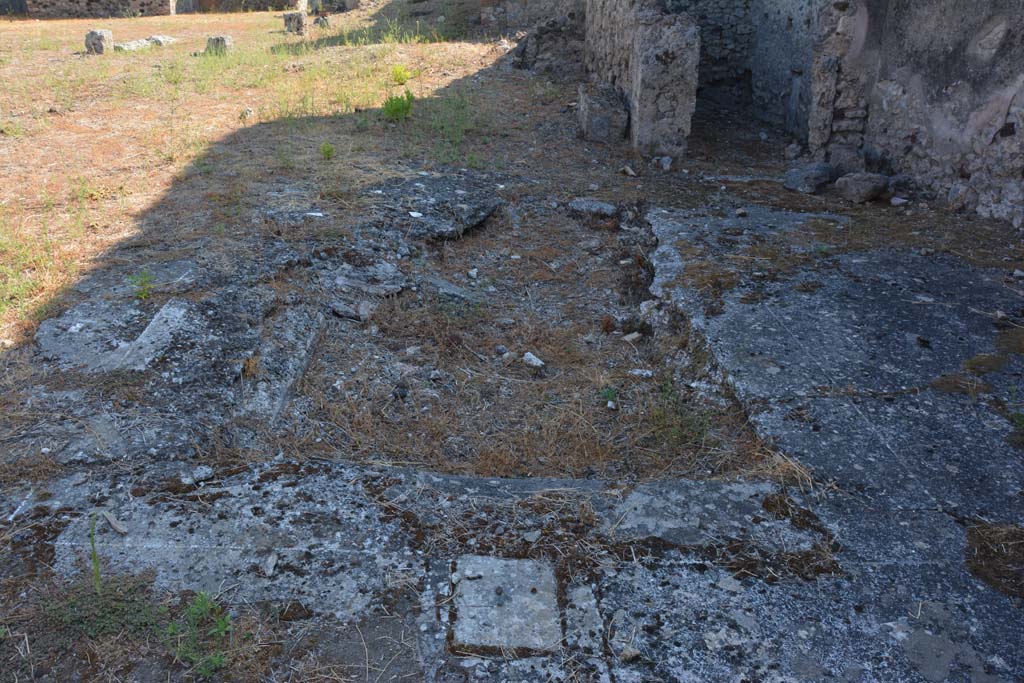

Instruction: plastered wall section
[810,0,1024,227]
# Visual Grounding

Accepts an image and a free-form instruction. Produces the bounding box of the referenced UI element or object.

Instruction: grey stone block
[85,29,113,55]
[205,35,233,56]
[577,83,628,144]
[284,11,307,35]
[452,555,561,652]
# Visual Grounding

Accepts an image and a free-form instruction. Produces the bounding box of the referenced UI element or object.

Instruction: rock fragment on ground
[783,162,836,194]
[835,172,889,203]
[85,29,113,54]
[205,35,233,55]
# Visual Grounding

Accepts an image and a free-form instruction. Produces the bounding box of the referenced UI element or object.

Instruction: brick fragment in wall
[831,117,865,133]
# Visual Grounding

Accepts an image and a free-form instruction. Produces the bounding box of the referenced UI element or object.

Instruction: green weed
[166,592,233,678]
[390,64,413,85]
[650,380,712,450]
[320,141,335,161]
[383,90,415,122]
[128,270,155,300]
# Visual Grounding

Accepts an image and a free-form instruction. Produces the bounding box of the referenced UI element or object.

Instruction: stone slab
[35,298,196,373]
[754,391,1024,520]
[452,555,561,652]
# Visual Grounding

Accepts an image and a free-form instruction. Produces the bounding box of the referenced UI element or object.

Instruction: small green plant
[1010,412,1024,430]
[319,141,335,161]
[382,90,414,122]
[127,270,155,300]
[600,387,618,402]
[390,64,413,85]
[166,592,232,678]
[89,513,103,598]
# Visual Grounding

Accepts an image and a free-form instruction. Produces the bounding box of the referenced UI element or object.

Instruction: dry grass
[300,298,753,479]
[965,522,1024,599]
[0,567,287,681]
[0,4,496,344]
[291,196,769,481]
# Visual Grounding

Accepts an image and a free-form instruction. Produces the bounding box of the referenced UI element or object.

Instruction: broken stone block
[147,35,177,47]
[568,197,617,218]
[313,15,329,28]
[284,11,308,35]
[783,162,837,194]
[628,11,700,157]
[85,29,113,55]
[452,555,561,652]
[114,39,154,52]
[835,172,888,204]
[577,83,628,144]
[205,35,233,56]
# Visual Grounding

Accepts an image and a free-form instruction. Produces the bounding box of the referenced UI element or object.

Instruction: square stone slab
[452,555,561,652]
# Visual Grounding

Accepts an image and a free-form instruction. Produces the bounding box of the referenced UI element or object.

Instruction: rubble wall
[583,0,650,92]
[665,0,752,87]
[1,0,28,13]
[480,0,581,31]
[811,0,1024,228]
[25,0,174,16]
[584,0,700,156]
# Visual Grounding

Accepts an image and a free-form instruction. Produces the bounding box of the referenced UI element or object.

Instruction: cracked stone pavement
[2,166,1022,682]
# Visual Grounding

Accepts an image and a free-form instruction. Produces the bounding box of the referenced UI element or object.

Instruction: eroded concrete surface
[3,146,1023,683]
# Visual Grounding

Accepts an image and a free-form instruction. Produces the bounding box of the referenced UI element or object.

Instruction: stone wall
[584,0,700,156]
[665,0,752,86]
[1,0,27,13]
[480,0,581,31]
[748,0,824,134]
[810,0,1024,228]
[24,0,307,16]
[25,0,175,16]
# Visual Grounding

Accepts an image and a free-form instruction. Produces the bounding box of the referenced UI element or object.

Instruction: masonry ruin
[499,0,1024,228]
[21,0,306,17]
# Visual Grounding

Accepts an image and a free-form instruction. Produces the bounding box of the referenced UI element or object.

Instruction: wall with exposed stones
[583,0,700,155]
[25,0,175,16]
[747,0,823,133]
[665,0,752,87]
[480,0,581,31]
[1,0,27,13]
[810,0,1024,228]
[24,0,308,16]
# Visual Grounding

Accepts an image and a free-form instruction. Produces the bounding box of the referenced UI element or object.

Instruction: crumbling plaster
[811,0,1024,227]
